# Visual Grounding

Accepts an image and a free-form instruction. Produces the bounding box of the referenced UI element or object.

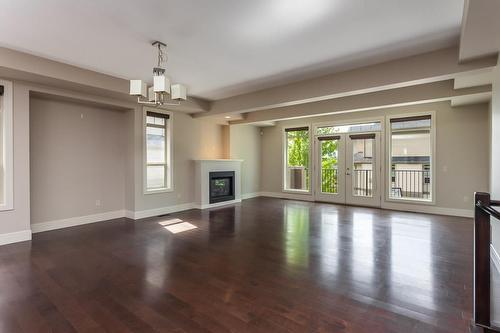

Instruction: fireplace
[209,171,235,204]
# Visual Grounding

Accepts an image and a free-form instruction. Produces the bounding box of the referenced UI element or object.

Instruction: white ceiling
[0,0,464,100]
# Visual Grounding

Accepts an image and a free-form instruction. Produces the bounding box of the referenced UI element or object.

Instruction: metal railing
[353,169,373,196]
[391,170,431,199]
[474,192,500,333]
[286,167,309,191]
[321,168,338,193]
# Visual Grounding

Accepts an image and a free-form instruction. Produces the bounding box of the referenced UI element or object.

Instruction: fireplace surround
[194,159,242,209]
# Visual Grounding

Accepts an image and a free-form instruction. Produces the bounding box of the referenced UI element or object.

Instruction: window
[388,114,433,202]
[144,110,172,193]
[284,126,310,192]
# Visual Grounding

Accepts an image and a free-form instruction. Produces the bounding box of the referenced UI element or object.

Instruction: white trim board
[31,210,126,233]
[0,230,32,246]
[194,199,242,210]
[241,192,261,200]
[132,202,196,220]
[258,192,473,217]
[381,202,473,218]
[260,191,315,202]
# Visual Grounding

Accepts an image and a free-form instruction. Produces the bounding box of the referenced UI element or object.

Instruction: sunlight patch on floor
[158,218,183,226]
[164,222,198,234]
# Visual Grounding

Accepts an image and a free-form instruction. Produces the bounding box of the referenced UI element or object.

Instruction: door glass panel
[351,138,374,197]
[320,139,339,193]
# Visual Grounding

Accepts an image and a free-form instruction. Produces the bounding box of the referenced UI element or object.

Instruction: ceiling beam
[194,47,497,118]
[0,47,210,113]
[229,80,491,125]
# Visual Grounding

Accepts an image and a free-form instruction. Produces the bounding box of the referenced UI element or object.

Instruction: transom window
[145,110,172,193]
[317,122,381,135]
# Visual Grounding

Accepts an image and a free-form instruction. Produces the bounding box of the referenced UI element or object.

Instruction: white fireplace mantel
[194,159,242,209]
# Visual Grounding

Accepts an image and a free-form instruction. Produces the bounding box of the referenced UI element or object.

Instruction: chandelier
[129,41,187,106]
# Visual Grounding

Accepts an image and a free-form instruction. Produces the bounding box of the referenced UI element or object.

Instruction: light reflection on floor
[284,205,310,267]
[352,212,374,287]
[390,216,435,308]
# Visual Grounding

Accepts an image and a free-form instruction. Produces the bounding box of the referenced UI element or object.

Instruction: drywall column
[229,124,262,196]
[0,83,31,244]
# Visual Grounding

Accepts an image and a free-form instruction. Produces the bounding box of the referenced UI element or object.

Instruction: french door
[314,132,381,207]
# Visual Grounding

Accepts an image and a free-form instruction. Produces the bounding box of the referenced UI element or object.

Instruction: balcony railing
[473,192,500,332]
[286,166,309,191]
[353,169,373,196]
[321,168,338,193]
[391,169,431,200]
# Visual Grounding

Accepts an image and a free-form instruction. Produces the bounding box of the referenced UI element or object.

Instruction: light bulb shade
[153,75,171,93]
[148,87,155,102]
[171,83,187,101]
[129,80,147,97]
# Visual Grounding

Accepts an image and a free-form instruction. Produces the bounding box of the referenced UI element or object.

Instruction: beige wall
[29,98,130,224]
[0,83,31,235]
[133,109,225,212]
[229,124,262,195]
[261,101,489,211]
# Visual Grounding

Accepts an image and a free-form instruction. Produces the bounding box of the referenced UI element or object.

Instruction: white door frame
[312,117,384,207]
[345,132,381,207]
[314,134,346,204]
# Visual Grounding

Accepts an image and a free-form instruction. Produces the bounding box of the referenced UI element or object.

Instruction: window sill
[144,188,174,195]
[0,204,14,212]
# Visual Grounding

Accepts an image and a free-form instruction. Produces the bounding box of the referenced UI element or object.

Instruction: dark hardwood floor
[0,197,473,332]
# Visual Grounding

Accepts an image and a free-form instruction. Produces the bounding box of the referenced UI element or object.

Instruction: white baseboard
[124,210,135,219]
[132,202,196,220]
[381,202,473,218]
[194,199,242,210]
[4,193,474,244]
[257,191,472,217]
[241,192,261,200]
[31,210,126,233]
[492,245,500,274]
[260,191,315,202]
[0,229,32,246]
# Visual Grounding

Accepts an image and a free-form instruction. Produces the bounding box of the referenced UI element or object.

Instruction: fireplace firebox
[209,171,235,204]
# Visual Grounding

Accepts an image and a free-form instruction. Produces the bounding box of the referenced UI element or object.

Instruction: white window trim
[385,111,436,206]
[143,107,174,195]
[0,79,13,211]
[282,124,312,195]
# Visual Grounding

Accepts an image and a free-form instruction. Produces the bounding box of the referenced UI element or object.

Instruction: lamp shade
[171,84,187,101]
[129,80,147,97]
[147,87,155,102]
[153,75,171,93]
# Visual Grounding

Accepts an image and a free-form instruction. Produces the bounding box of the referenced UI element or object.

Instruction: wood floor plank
[0,197,475,332]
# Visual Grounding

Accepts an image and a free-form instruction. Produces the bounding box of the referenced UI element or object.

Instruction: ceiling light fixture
[129,41,187,106]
